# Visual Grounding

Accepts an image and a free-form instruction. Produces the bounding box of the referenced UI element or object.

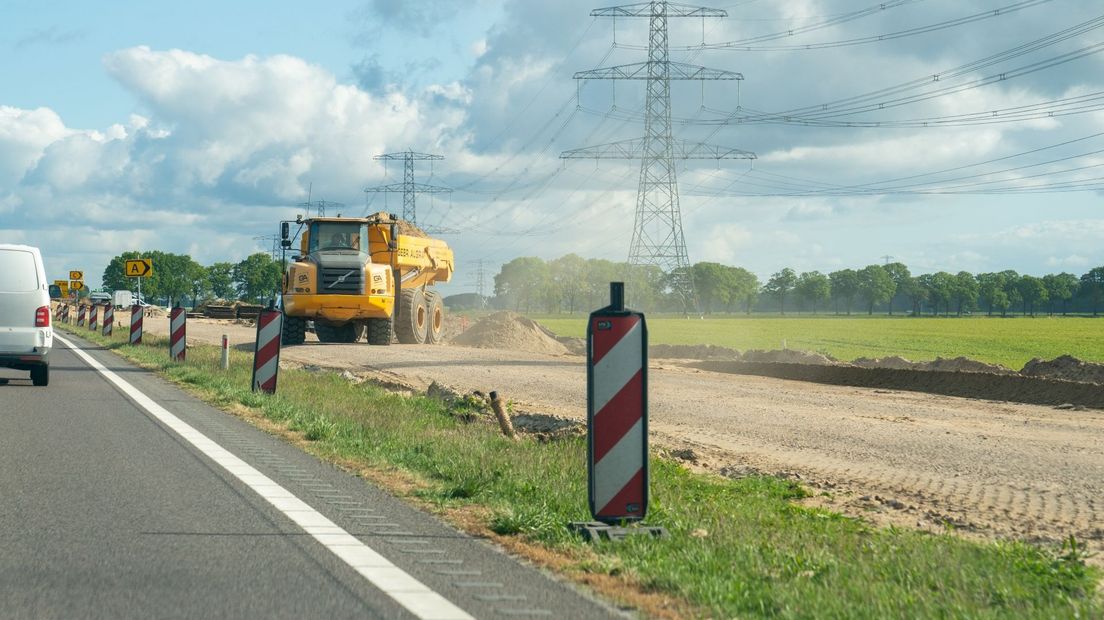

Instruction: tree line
[490,255,1104,317]
[99,251,283,307]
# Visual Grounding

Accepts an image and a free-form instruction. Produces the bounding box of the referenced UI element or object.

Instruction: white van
[0,244,52,386]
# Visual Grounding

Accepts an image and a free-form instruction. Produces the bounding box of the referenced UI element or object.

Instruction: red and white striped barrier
[77,305,87,327]
[251,308,283,393]
[129,304,143,345]
[587,283,649,523]
[102,303,114,337]
[169,307,186,362]
[89,304,99,331]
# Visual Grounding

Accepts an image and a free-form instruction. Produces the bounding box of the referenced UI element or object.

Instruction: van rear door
[0,248,47,355]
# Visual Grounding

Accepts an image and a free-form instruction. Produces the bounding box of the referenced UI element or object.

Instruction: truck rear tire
[366,317,392,345]
[425,291,444,344]
[282,315,306,345]
[394,289,428,344]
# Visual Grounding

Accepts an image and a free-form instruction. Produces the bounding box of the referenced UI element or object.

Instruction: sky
[2,0,1103,293]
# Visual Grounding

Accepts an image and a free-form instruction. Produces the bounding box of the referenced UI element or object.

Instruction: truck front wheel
[367,317,392,345]
[282,315,307,345]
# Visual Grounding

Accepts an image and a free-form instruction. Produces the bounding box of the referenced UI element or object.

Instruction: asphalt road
[0,334,626,619]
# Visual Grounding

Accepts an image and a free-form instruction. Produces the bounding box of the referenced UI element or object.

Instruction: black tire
[394,289,428,344]
[424,291,444,344]
[31,364,49,387]
[367,317,392,345]
[282,315,306,345]
[316,320,359,343]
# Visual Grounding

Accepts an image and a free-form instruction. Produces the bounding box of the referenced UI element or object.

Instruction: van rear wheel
[31,365,49,387]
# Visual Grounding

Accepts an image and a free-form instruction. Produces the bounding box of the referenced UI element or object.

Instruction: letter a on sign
[587,282,648,523]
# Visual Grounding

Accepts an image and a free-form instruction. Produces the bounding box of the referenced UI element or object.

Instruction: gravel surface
[141,315,1104,554]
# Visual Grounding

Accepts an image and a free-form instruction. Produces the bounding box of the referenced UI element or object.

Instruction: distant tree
[763,268,798,315]
[925,272,956,316]
[102,251,143,292]
[207,262,236,300]
[1000,270,1022,317]
[584,258,620,310]
[549,254,588,313]
[1079,267,1104,316]
[950,271,979,316]
[829,269,860,315]
[232,253,282,304]
[1016,275,1048,317]
[882,262,911,315]
[691,262,735,314]
[726,267,760,315]
[977,272,1003,316]
[795,271,831,314]
[494,257,548,312]
[1043,273,1078,315]
[857,265,896,315]
[900,276,928,316]
[187,262,211,307]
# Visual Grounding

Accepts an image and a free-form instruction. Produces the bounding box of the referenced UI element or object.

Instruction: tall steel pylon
[364,150,451,225]
[561,1,756,312]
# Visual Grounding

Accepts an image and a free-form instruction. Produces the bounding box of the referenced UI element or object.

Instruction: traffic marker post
[169,306,186,362]
[89,304,98,332]
[220,334,230,370]
[77,305,86,327]
[102,303,114,337]
[251,307,283,394]
[570,282,666,543]
[129,304,143,345]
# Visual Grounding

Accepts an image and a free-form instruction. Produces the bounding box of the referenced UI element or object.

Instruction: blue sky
[2,0,1103,291]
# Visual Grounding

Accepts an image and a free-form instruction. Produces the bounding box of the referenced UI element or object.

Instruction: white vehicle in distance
[0,244,53,386]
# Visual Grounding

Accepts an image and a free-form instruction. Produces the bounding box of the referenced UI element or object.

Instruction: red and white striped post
[77,304,86,327]
[102,303,114,337]
[89,304,99,332]
[251,306,283,393]
[129,304,143,345]
[587,282,649,524]
[169,306,186,362]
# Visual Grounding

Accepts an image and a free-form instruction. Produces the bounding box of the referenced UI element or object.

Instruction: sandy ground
[138,316,1104,553]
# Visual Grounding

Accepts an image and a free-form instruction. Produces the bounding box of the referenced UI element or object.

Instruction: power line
[364,150,451,225]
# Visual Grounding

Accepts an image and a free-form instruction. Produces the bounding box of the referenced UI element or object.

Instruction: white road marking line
[56,334,474,620]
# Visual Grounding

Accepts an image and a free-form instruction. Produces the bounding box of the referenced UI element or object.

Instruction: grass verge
[60,323,1101,619]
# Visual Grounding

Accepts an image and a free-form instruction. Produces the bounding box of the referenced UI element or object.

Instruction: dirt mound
[651,344,740,360]
[395,220,427,238]
[922,356,1014,375]
[741,349,839,366]
[853,356,920,370]
[1021,355,1104,384]
[451,312,569,355]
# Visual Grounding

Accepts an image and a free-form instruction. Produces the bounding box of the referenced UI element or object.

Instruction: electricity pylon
[561,1,756,312]
[364,150,451,225]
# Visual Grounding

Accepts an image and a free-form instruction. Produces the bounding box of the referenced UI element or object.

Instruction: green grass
[528,314,1104,370]
[60,322,1101,619]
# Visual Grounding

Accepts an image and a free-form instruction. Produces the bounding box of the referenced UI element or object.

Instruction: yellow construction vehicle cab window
[309,222,368,253]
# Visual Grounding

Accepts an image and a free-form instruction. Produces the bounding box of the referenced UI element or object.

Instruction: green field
[527,314,1103,370]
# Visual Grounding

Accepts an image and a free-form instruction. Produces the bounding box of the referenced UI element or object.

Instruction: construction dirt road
[139,314,1104,556]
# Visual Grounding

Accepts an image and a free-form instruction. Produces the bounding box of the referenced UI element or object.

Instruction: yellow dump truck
[279,212,453,345]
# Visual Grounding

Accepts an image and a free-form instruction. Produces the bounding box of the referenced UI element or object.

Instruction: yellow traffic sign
[125,258,153,278]
[69,270,83,280]
[70,280,85,291]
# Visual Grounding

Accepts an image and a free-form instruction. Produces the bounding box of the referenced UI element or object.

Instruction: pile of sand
[924,356,1014,375]
[651,343,740,360]
[1021,355,1104,384]
[451,312,569,355]
[741,349,839,366]
[853,356,920,370]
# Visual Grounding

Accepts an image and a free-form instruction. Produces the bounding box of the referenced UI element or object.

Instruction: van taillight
[35,306,50,327]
